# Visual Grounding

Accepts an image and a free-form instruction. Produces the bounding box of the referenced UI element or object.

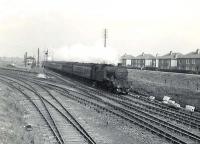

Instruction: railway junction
[0,66,200,144]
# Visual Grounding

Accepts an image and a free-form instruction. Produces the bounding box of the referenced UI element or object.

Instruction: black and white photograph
[0,0,200,143]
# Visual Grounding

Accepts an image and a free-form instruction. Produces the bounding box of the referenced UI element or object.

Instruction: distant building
[132,52,157,69]
[177,49,200,72]
[120,54,134,66]
[158,51,182,70]
[26,56,35,66]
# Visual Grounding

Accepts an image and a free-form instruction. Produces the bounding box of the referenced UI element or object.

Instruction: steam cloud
[52,41,120,65]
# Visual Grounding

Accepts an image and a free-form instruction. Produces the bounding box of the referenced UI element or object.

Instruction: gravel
[0,82,47,144]
[55,91,170,144]
[0,79,171,144]
[0,83,26,144]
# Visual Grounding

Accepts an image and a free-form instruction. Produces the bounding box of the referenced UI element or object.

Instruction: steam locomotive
[44,61,130,94]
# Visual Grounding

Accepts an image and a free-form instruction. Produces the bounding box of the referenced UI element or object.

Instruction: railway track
[79,88,200,131]
[16,75,196,144]
[2,66,200,120]
[24,81,96,144]
[1,68,200,144]
[127,93,200,123]
[42,70,200,143]
[43,83,196,144]
[45,70,200,129]
[0,77,63,144]
[0,74,96,144]
[119,94,200,130]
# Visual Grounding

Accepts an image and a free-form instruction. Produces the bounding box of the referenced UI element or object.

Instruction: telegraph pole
[37,48,40,67]
[104,28,107,47]
[45,49,48,62]
[24,52,27,67]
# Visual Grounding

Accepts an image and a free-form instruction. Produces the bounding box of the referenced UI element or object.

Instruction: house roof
[158,51,182,59]
[178,49,200,58]
[121,54,134,60]
[26,56,35,60]
[134,53,156,60]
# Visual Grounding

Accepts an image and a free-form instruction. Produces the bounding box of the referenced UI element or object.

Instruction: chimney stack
[196,49,200,54]
[156,53,159,57]
[174,53,177,58]
[142,52,144,56]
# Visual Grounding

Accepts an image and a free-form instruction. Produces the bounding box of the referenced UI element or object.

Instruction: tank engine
[44,61,130,94]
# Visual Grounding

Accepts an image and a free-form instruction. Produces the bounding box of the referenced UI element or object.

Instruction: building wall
[155,59,159,67]
[178,58,200,72]
[137,59,145,68]
[159,59,170,69]
[121,54,200,72]
[131,59,145,68]
[121,59,132,66]
[145,59,152,66]
[158,59,177,69]
[131,59,136,67]
[131,59,158,68]
[171,59,177,67]
[126,59,131,66]
[122,59,126,66]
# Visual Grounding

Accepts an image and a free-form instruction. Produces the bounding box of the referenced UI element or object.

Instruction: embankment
[128,69,200,111]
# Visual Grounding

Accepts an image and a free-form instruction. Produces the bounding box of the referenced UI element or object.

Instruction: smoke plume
[53,41,120,65]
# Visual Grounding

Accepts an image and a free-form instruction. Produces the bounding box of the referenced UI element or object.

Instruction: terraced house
[120,54,134,66]
[158,51,182,70]
[132,52,157,69]
[177,49,200,72]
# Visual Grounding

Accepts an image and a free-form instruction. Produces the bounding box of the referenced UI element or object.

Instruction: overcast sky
[0,0,200,63]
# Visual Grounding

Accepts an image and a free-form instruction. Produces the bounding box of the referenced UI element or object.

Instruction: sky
[0,0,200,63]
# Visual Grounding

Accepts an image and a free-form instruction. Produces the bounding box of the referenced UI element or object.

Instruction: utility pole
[24,52,27,67]
[45,49,48,62]
[37,48,40,67]
[104,28,107,47]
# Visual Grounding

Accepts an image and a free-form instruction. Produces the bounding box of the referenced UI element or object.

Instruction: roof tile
[121,54,135,59]
[134,53,156,59]
[158,51,182,59]
[178,49,200,58]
